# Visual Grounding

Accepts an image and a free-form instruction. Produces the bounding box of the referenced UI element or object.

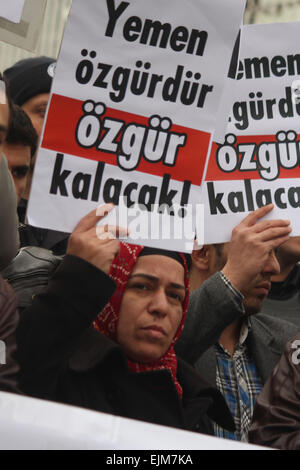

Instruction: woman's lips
[142,325,167,338]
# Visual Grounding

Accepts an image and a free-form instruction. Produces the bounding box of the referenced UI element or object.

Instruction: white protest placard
[28,0,246,252]
[0,0,47,52]
[213,30,241,144]
[0,0,25,23]
[199,23,300,243]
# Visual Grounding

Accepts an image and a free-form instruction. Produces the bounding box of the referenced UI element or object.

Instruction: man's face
[117,255,186,363]
[21,92,49,140]
[0,101,9,154]
[3,142,31,202]
[213,244,280,315]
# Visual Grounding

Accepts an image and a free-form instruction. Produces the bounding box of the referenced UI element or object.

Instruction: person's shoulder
[3,246,62,272]
[253,313,299,342]
[189,272,226,303]
[1,246,62,309]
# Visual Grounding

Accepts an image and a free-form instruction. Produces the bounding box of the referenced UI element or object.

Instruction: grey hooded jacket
[0,154,19,270]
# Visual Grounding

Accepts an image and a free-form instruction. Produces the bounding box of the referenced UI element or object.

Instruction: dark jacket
[16,255,234,435]
[1,246,62,311]
[249,332,300,450]
[0,275,19,393]
[18,199,69,256]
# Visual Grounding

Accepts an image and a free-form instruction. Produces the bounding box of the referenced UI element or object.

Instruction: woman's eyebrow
[129,273,185,290]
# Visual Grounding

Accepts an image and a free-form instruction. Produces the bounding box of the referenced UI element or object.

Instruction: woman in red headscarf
[17,208,234,435]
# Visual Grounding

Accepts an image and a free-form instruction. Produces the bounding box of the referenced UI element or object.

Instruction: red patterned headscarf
[93,243,190,397]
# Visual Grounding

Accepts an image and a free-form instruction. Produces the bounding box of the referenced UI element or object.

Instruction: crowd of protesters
[0,55,300,450]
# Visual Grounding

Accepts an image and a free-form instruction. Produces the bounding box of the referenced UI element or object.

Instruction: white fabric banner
[0,391,268,450]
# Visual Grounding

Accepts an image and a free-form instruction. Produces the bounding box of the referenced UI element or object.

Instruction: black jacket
[0,275,19,393]
[18,199,69,256]
[17,255,234,435]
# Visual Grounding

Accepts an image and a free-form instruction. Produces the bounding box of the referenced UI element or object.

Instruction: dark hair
[140,246,192,271]
[5,104,38,159]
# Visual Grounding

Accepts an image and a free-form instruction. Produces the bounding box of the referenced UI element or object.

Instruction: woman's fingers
[73,204,115,234]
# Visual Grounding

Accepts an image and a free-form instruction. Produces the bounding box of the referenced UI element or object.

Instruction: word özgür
[217,131,300,181]
[75,100,187,171]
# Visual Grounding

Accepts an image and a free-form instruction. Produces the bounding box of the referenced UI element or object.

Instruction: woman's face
[117,255,186,363]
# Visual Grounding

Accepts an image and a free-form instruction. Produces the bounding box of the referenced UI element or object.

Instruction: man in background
[176,205,298,441]
[4,56,55,197]
[4,104,37,203]
[260,237,300,328]
[4,56,69,255]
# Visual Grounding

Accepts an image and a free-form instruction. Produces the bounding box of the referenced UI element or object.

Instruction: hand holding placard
[222,204,291,295]
[67,204,128,274]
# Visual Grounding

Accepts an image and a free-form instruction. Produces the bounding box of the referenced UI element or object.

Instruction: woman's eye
[129,282,149,291]
[135,283,149,290]
[168,291,183,302]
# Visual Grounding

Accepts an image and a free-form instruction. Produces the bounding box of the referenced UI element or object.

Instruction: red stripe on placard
[205,134,300,181]
[42,93,210,185]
